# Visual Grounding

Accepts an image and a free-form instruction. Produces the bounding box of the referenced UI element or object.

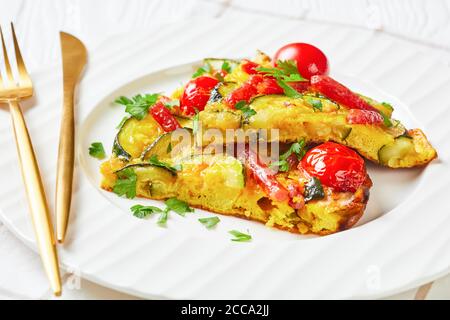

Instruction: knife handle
[56,86,75,243]
[8,100,62,295]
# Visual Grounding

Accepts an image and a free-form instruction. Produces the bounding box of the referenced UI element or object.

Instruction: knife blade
[56,32,87,243]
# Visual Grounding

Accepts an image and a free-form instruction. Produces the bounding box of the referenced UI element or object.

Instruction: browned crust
[101,176,371,236]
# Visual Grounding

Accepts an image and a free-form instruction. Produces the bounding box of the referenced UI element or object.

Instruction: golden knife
[56,32,87,243]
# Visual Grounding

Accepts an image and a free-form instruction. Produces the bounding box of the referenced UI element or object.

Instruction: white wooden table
[0,0,449,300]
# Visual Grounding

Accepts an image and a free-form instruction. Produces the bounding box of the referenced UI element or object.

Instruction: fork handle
[8,100,62,296]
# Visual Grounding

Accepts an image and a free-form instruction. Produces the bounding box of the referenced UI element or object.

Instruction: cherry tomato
[150,100,181,132]
[241,59,260,74]
[180,76,219,116]
[347,109,383,125]
[274,43,329,79]
[245,148,289,202]
[299,142,366,192]
[310,75,378,112]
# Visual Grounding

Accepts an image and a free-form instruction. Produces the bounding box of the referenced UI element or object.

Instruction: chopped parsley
[304,177,325,202]
[221,60,232,73]
[304,96,323,111]
[165,197,194,216]
[148,154,182,173]
[88,142,106,160]
[270,140,306,172]
[198,216,220,229]
[131,197,194,225]
[115,93,159,120]
[235,100,256,120]
[113,168,137,199]
[192,64,211,78]
[157,209,169,226]
[229,230,252,242]
[130,204,163,219]
[257,60,307,98]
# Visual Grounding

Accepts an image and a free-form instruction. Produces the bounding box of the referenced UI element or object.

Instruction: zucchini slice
[378,136,414,167]
[203,58,240,73]
[113,115,164,161]
[115,163,176,199]
[378,129,437,168]
[208,81,239,103]
[141,128,194,161]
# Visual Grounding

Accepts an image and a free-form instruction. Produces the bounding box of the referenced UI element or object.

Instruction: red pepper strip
[241,59,259,74]
[347,109,383,125]
[150,101,181,132]
[244,148,289,202]
[310,75,379,112]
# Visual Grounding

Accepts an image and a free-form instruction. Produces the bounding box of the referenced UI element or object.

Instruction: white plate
[0,18,449,299]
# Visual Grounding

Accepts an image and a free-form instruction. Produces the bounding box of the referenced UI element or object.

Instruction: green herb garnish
[88,142,106,160]
[304,177,325,202]
[229,230,252,242]
[198,216,220,229]
[113,168,137,199]
[115,93,159,120]
[157,209,169,226]
[305,96,323,111]
[257,60,307,98]
[221,60,232,73]
[165,197,194,217]
[192,64,211,78]
[270,140,306,172]
[235,100,256,120]
[130,204,163,219]
[148,154,182,173]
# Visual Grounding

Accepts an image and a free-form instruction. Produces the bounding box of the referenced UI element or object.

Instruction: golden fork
[0,23,62,296]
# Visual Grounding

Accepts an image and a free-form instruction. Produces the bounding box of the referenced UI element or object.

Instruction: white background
[0,0,449,299]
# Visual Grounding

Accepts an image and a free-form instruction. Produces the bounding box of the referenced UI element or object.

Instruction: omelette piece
[100,151,372,236]
[192,53,436,168]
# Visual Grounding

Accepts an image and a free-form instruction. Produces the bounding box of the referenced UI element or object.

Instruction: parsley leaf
[198,216,220,229]
[304,96,323,111]
[276,79,302,98]
[304,177,325,202]
[148,155,182,173]
[88,142,106,160]
[269,160,290,172]
[192,64,211,78]
[221,60,232,73]
[270,140,306,172]
[130,204,163,219]
[229,230,252,242]
[115,93,159,120]
[157,209,169,226]
[165,197,194,216]
[113,168,137,199]
[235,100,256,120]
[257,60,307,98]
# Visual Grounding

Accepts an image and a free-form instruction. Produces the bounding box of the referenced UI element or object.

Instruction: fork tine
[10,23,31,87]
[0,25,14,86]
